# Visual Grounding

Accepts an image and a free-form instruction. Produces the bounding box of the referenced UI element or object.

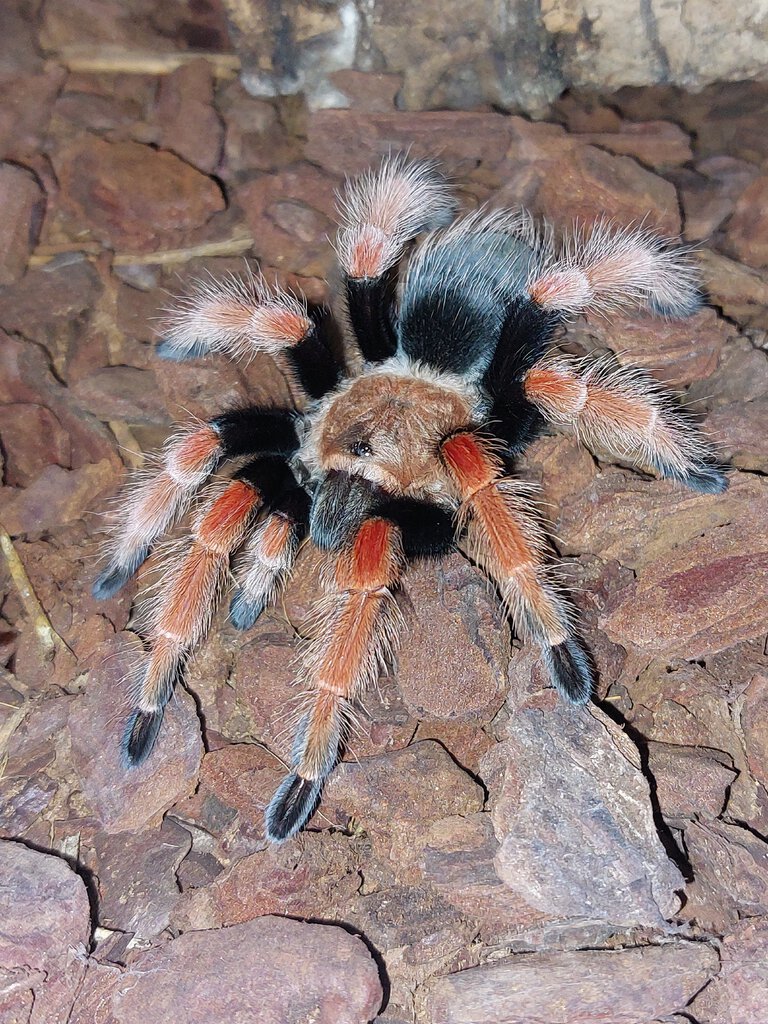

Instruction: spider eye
[350,439,373,458]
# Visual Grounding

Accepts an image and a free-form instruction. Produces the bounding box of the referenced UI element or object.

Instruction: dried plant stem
[53,45,241,78]
[29,236,255,268]
[0,701,31,776]
[0,525,70,657]
[108,422,146,470]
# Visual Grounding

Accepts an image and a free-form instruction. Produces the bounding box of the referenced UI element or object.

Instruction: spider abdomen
[399,219,538,376]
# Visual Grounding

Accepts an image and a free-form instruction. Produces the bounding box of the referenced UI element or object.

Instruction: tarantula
[94,155,726,842]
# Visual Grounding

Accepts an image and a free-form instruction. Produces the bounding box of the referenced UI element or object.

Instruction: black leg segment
[483,298,559,455]
[374,495,456,560]
[229,479,310,631]
[345,270,399,363]
[285,305,344,399]
[235,455,303,499]
[309,476,457,561]
[212,407,302,459]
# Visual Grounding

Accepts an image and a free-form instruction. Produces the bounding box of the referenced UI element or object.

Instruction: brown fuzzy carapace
[314,370,474,496]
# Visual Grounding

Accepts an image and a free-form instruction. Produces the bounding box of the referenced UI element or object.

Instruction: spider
[93,155,726,842]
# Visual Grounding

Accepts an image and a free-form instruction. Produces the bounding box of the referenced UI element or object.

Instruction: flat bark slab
[425,942,718,1024]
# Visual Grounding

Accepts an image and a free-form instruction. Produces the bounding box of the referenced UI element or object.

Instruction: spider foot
[121,708,165,767]
[155,337,210,362]
[92,557,145,599]
[544,637,594,705]
[661,459,729,495]
[264,772,323,842]
[229,589,266,631]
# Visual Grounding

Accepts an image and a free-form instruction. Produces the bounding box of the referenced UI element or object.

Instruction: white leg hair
[335,154,457,279]
[528,219,701,319]
[93,422,222,598]
[157,270,313,362]
[524,353,727,493]
[229,511,301,631]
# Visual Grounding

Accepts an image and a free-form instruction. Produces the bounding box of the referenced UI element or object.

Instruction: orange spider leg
[524,356,727,493]
[265,517,405,841]
[94,423,222,598]
[230,491,309,631]
[441,431,593,703]
[124,477,262,763]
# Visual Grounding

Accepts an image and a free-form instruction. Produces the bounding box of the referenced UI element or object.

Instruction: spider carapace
[94,156,726,841]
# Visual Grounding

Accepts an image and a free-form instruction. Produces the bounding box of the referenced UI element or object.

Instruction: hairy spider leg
[526,219,701,319]
[265,517,406,841]
[93,408,302,599]
[230,485,311,631]
[124,472,262,764]
[397,211,540,377]
[336,155,457,362]
[95,156,734,839]
[124,457,305,764]
[157,274,342,400]
[524,355,728,493]
[482,296,561,455]
[287,303,344,399]
[92,423,222,599]
[441,431,593,703]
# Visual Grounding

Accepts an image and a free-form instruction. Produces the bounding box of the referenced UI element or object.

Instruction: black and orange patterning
[95,155,727,840]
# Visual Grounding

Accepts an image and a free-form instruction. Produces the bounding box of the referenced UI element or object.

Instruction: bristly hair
[335,154,457,278]
[264,773,323,842]
[265,693,353,841]
[291,693,348,781]
[541,636,594,704]
[230,512,302,631]
[92,423,222,600]
[122,708,165,766]
[91,151,727,847]
[527,352,725,488]
[403,208,540,311]
[397,209,541,377]
[157,269,312,362]
[529,218,702,320]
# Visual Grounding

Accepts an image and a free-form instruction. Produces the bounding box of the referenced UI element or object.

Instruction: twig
[0,524,71,658]
[113,236,255,266]
[108,422,146,470]
[0,701,31,778]
[29,235,255,268]
[53,44,241,79]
